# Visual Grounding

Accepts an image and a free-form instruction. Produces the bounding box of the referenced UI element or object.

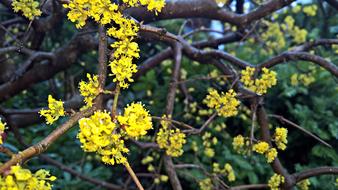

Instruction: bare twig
[269,114,332,148]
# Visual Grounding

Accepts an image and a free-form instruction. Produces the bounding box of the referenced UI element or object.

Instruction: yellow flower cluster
[290,73,315,86]
[268,173,285,190]
[240,67,277,95]
[273,127,288,150]
[297,179,311,190]
[253,141,278,163]
[232,135,251,154]
[232,135,244,152]
[156,116,186,157]
[253,141,269,154]
[0,165,56,190]
[292,5,302,13]
[64,0,165,89]
[79,74,100,109]
[303,5,317,16]
[261,21,285,52]
[117,102,153,138]
[78,111,129,165]
[63,0,119,28]
[154,175,169,184]
[0,119,5,145]
[213,163,236,182]
[266,148,278,163]
[204,88,240,117]
[199,178,213,190]
[12,0,42,20]
[107,14,139,88]
[39,95,65,125]
[123,0,166,13]
[202,132,217,158]
[333,44,338,54]
[281,16,308,44]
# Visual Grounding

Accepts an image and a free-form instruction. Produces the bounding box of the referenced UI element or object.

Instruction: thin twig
[268,114,332,148]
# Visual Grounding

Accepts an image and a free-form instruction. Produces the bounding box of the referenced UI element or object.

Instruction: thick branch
[0,108,94,174]
[292,166,338,183]
[259,52,338,77]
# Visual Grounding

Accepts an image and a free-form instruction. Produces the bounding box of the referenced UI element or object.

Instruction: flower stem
[111,84,120,119]
[125,162,144,190]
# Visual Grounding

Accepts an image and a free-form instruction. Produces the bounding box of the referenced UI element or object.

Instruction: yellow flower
[232,135,244,153]
[268,173,285,190]
[12,0,42,20]
[261,21,285,52]
[333,45,338,54]
[266,148,278,163]
[78,111,129,165]
[240,67,277,95]
[204,88,240,117]
[252,141,269,154]
[63,0,119,28]
[111,39,140,59]
[303,5,317,17]
[141,156,154,165]
[79,74,100,109]
[290,73,299,86]
[0,165,56,190]
[292,5,301,13]
[204,147,215,158]
[156,116,186,157]
[39,95,65,125]
[297,179,311,190]
[117,102,153,138]
[0,119,5,144]
[160,175,168,182]
[213,163,236,182]
[199,178,213,190]
[292,26,308,44]
[109,56,138,89]
[107,17,139,40]
[274,127,288,150]
[225,163,236,182]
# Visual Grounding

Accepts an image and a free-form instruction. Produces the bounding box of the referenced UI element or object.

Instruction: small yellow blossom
[199,178,213,190]
[39,95,65,125]
[292,26,308,44]
[274,127,288,150]
[156,116,186,157]
[303,5,317,16]
[297,179,311,190]
[204,88,240,117]
[292,5,302,13]
[252,141,269,154]
[79,74,100,109]
[107,17,139,40]
[78,111,129,165]
[0,119,5,144]
[117,102,153,138]
[225,163,236,182]
[141,156,154,165]
[160,175,169,182]
[240,67,277,95]
[232,135,245,153]
[268,173,285,190]
[0,165,56,190]
[12,0,42,20]
[109,56,138,89]
[333,45,338,54]
[213,163,236,182]
[204,147,215,158]
[266,148,278,163]
[261,21,285,52]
